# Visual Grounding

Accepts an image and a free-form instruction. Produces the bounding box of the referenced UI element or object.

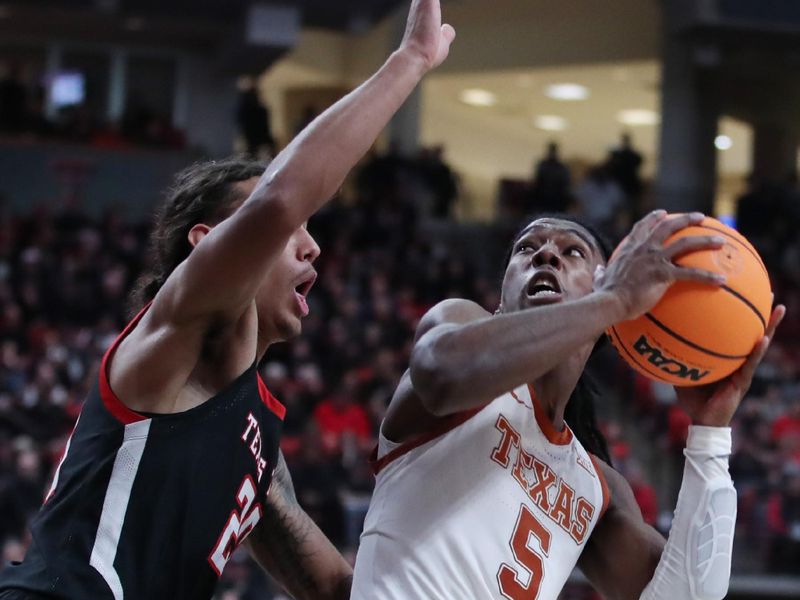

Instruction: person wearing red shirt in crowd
[314,372,372,455]
[772,397,800,460]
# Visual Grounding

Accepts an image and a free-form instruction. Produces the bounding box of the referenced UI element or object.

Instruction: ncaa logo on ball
[713,242,743,275]
[633,335,710,382]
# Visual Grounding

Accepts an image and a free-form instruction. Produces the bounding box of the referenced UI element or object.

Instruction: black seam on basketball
[608,325,674,384]
[720,285,767,331]
[696,224,769,278]
[644,313,748,360]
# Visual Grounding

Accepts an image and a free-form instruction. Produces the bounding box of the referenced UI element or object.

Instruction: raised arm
[109,0,456,412]
[244,452,352,600]
[161,0,456,325]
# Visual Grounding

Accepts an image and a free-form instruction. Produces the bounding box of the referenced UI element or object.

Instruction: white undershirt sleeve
[639,425,737,600]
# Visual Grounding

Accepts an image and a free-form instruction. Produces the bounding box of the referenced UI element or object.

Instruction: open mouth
[294,272,316,298]
[293,271,317,317]
[526,270,563,302]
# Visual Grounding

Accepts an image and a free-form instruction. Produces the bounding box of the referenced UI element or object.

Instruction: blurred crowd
[0,146,798,598]
[0,61,185,150]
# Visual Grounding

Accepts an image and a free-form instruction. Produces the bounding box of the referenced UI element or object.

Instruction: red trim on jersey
[370,407,484,476]
[257,375,286,421]
[527,384,573,446]
[589,454,612,520]
[99,303,152,425]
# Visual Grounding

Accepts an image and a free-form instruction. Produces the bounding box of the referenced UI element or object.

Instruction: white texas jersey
[351,383,610,600]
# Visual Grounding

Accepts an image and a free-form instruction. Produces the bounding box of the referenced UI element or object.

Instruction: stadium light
[617,109,660,126]
[459,89,498,107]
[715,135,733,150]
[534,115,568,131]
[545,83,589,101]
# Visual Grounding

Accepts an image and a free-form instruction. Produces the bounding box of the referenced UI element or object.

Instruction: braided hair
[127,156,266,317]
[504,213,614,465]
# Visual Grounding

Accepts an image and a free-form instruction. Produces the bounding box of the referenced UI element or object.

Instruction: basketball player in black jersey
[0,1,455,598]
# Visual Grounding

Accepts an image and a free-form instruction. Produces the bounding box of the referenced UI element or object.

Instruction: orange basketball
[606,216,772,387]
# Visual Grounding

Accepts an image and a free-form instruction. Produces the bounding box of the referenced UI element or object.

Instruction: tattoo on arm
[246,452,351,600]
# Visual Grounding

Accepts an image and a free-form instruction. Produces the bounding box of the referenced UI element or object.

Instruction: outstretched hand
[676,305,786,427]
[594,210,727,321]
[400,0,456,71]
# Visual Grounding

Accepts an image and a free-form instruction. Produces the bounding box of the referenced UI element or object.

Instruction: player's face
[230,177,320,342]
[500,218,605,314]
[256,225,320,341]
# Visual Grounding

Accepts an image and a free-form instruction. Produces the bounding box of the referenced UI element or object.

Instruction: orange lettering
[549,481,575,531]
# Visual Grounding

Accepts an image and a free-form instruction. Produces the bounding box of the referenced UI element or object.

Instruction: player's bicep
[383,299,489,440]
[579,464,665,600]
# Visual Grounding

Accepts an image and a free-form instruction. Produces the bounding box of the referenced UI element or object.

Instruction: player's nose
[297,228,320,263]
[532,243,561,269]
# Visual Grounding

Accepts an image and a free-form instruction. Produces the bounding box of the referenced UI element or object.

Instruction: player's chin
[276,312,303,341]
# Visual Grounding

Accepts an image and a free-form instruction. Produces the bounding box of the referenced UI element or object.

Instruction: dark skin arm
[579,461,665,600]
[386,212,724,442]
[579,306,785,599]
[244,452,353,600]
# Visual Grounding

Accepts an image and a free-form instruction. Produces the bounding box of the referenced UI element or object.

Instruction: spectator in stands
[236,84,276,159]
[772,395,800,463]
[574,164,627,236]
[530,141,571,213]
[314,371,373,457]
[608,133,643,215]
[0,61,26,134]
[765,465,800,572]
[417,145,458,218]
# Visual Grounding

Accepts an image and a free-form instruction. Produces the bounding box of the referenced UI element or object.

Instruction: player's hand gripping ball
[607,216,772,387]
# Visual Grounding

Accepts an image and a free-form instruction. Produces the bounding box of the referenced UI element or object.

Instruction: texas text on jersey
[351,383,610,600]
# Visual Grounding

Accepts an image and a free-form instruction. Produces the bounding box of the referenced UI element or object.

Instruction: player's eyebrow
[518,223,599,255]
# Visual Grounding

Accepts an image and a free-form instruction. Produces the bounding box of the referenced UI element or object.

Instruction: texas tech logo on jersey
[207,412,270,576]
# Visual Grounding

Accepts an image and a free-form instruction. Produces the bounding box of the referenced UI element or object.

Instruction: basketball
[607,216,772,387]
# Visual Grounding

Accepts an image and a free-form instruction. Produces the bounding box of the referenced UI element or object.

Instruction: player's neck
[531,362,584,432]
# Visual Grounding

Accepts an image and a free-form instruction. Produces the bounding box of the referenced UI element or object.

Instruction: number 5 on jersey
[497,504,551,600]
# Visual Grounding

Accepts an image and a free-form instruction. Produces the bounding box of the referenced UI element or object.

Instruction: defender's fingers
[650,211,705,244]
[663,235,725,260]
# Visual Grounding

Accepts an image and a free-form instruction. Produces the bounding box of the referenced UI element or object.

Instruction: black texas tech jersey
[0,307,285,599]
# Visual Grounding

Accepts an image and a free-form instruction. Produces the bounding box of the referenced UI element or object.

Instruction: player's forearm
[411,291,626,414]
[639,426,735,600]
[166,49,430,323]
[249,49,427,231]
[246,453,353,600]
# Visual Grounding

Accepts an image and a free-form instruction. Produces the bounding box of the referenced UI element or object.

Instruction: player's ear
[188,223,211,248]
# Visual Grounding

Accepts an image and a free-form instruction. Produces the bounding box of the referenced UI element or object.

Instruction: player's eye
[517,243,536,253]
[566,246,585,258]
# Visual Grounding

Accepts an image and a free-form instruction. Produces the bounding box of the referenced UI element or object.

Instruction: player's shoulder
[415,298,490,342]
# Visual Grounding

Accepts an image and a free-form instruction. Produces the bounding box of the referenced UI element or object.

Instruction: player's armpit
[578,461,665,600]
[244,452,352,600]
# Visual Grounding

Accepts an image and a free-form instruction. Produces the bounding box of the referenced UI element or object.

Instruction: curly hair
[127,156,266,316]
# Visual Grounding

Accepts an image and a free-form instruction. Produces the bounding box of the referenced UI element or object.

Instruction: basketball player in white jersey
[351,211,785,599]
